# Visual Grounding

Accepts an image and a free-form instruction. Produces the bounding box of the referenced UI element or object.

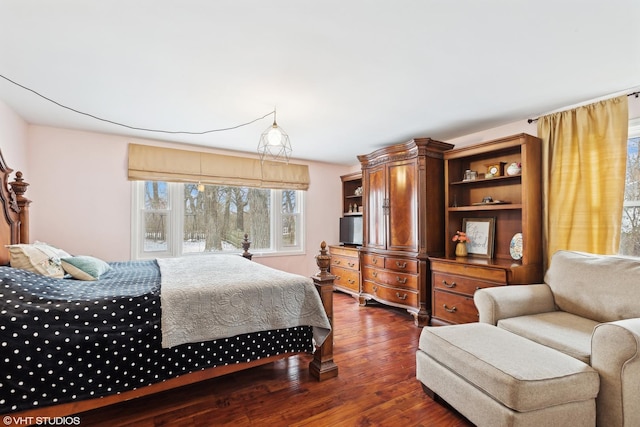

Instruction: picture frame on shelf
[462,217,495,258]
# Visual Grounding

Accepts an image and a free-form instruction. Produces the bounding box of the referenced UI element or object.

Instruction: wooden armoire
[357,138,454,326]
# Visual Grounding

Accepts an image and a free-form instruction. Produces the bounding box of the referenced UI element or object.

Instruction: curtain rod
[527,91,640,124]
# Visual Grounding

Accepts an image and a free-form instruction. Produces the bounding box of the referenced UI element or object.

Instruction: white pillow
[6,244,65,278]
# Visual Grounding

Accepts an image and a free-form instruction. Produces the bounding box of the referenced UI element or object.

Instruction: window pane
[144,181,168,209]
[143,212,168,252]
[248,188,271,250]
[282,214,297,246]
[182,184,271,253]
[282,190,297,213]
[620,136,640,256]
[281,191,299,247]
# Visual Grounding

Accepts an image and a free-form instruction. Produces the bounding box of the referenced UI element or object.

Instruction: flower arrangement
[452,231,470,243]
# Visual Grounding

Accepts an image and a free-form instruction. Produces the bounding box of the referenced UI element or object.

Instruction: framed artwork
[462,217,495,258]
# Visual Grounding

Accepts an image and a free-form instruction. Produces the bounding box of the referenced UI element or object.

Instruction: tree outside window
[620,120,640,257]
[143,181,169,253]
[182,184,271,252]
[134,181,303,258]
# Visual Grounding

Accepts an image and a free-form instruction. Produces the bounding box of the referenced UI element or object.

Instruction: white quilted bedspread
[158,254,331,348]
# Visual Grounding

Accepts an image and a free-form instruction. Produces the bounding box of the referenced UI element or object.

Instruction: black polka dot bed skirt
[0,261,314,413]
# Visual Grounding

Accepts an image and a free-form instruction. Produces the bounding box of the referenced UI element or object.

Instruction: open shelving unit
[341,171,363,216]
[430,133,543,325]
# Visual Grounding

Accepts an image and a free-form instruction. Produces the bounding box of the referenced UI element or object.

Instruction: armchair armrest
[591,319,640,427]
[473,284,556,325]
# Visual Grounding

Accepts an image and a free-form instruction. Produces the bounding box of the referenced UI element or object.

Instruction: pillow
[6,243,65,278]
[33,241,72,258]
[61,256,111,281]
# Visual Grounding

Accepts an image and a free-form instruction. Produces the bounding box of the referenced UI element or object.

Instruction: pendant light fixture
[257,108,292,163]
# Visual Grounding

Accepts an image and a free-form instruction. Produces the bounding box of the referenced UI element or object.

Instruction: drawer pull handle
[396,292,408,300]
[442,280,456,288]
[348,279,355,284]
[443,304,457,313]
[372,258,378,264]
[395,261,407,269]
[372,271,378,277]
[373,285,378,293]
[333,260,341,265]
[336,275,341,280]
[396,277,407,284]
[348,262,355,268]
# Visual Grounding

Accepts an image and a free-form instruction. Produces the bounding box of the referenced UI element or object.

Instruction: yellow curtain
[127,143,310,190]
[538,95,628,268]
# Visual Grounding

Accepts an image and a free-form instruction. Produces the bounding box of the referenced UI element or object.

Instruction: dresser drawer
[362,265,383,283]
[433,290,479,324]
[330,246,358,258]
[384,256,418,274]
[362,280,418,308]
[332,266,360,293]
[378,270,418,290]
[362,253,383,268]
[430,260,508,283]
[331,254,359,271]
[433,273,500,297]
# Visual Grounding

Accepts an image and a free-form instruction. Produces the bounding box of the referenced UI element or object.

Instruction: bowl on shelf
[506,162,522,176]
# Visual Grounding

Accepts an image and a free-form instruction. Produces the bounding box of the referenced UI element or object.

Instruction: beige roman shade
[128,143,310,190]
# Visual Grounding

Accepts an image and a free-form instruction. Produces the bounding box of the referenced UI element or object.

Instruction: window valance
[127,143,310,190]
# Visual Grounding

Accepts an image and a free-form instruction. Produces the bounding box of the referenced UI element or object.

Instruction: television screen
[339,216,363,246]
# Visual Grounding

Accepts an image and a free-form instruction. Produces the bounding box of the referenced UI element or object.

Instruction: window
[132,182,304,259]
[620,118,640,256]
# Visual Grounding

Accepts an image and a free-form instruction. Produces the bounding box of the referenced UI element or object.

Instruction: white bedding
[158,254,331,348]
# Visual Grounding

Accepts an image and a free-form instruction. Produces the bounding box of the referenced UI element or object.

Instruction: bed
[0,151,337,420]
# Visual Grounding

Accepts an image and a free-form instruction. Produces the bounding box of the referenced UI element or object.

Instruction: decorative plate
[510,233,523,260]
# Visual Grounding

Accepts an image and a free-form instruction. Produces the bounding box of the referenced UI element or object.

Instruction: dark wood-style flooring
[79,292,473,426]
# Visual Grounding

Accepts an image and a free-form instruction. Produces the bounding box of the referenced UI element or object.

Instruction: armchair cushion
[498,312,599,364]
[546,250,640,322]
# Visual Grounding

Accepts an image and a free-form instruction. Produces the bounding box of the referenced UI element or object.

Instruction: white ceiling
[1,1,639,165]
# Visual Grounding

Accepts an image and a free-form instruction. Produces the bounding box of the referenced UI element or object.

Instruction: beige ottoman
[416,323,599,427]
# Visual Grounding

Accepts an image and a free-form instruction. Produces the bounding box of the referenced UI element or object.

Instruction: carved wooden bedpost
[241,233,253,260]
[309,241,339,381]
[9,171,31,244]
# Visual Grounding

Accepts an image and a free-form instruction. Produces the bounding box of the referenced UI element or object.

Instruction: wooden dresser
[328,245,360,298]
[358,138,454,326]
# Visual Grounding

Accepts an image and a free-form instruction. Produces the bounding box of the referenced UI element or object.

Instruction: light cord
[0,73,275,134]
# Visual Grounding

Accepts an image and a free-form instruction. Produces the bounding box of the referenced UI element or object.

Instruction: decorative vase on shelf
[455,242,468,257]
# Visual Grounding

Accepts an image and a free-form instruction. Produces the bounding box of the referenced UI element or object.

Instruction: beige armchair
[474,250,640,427]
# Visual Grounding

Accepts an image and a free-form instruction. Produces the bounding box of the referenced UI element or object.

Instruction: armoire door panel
[366,164,386,249]
[387,162,417,251]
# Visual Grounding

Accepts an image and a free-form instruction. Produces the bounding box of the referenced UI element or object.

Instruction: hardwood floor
[79,292,473,426]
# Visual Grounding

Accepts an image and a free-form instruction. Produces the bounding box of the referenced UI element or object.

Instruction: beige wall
[0,100,28,175]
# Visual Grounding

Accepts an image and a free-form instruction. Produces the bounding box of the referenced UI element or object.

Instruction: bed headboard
[0,150,30,265]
